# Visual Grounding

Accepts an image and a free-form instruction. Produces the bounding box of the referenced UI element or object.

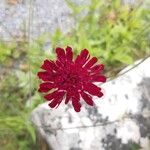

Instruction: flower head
[37,46,106,112]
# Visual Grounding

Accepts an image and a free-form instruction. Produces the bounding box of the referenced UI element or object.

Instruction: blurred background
[0,0,150,149]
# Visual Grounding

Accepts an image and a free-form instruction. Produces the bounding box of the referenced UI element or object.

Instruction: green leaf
[114,53,133,64]
[51,28,62,48]
[65,0,86,16]
[26,124,36,143]
[129,142,141,150]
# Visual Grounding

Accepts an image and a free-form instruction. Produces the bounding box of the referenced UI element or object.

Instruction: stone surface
[1,0,144,41]
[31,57,150,150]
[0,0,89,41]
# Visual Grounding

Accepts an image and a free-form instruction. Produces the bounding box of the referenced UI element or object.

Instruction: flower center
[61,73,80,87]
[67,74,79,84]
[68,76,77,84]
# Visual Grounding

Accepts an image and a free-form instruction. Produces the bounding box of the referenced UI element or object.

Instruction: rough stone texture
[31,58,150,150]
[0,0,142,41]
[0,0,71,40]
[0,0,89,41]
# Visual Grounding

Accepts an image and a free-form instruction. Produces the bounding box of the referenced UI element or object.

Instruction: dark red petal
[41,60,58,71]
[91,75,106,82]
[38,82,54,92]
[56,60,64,68]
[37,71,52,81]
[84,57,97,69]
[83,83,102,97]
[65,92,71,104]
[48,99,59,108]
[44,90,59,101]
[80,49,89,59]
[75,49,90,65]
[48,92,65,108]
[81,92,93,106]
[90,64,104,73]
[98,92,103,97]
[75,55,81,64]
[73,89,80,99]
[56,47,66,61]
[41,59,52,70]
[66,46,73,62]
[72,97,81,112]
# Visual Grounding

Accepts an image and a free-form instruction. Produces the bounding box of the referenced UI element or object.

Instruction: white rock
[31,57,150,150]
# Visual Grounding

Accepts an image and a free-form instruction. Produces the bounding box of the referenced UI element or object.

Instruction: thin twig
[34,119,122,130]
[28,0,34,107]
[33,112,149,130]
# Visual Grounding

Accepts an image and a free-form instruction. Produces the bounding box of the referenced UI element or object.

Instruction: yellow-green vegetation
[0,0,150,149]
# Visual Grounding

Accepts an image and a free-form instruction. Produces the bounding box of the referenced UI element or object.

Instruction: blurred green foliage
[0,0,150,149]
[0,41,44,150]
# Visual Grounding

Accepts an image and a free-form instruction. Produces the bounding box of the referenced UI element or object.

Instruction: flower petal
[56,47,66,62]
[83,83,102,97]
[44,90,59,101]
[90,64,104,74]
[48,98,59,108]
[91,75,106,82]
[72,97,81,112]
[38,82,54,92]
[84,57,97,69]
[66,46,73,62]
[37,71,52,81]
[80,49,89,59]
[75,49,90,66]
[41,59,56,71]
[48,92,65,108]
[81,92,93,106]
[65,92,71,104]
[56,60,64,68]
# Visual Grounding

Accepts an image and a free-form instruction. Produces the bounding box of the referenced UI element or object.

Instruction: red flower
[37,46,106,112]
